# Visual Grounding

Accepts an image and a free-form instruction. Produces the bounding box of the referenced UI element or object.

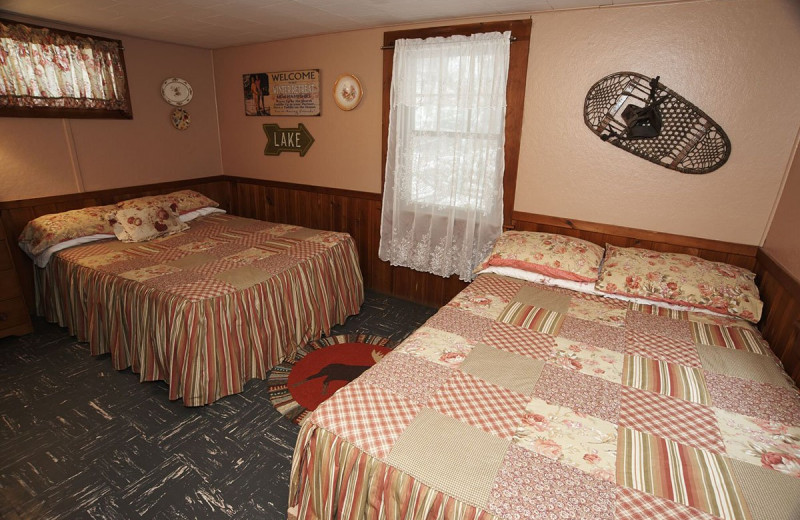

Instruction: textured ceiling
[0,0,680,49]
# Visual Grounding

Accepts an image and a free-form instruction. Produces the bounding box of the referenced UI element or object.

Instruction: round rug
[267,334,396,424]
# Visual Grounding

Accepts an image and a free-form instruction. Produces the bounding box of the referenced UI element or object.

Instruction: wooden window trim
[381,19,532,229]
[0,17,133,119]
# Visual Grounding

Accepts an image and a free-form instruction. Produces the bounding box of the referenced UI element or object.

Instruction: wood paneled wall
[228,176,468,308]
[2,175,798,385]
[0,177,231,310]
[511,211,758,270]
[755,249,800,383]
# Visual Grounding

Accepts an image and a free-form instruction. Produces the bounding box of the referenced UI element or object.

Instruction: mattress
[35,213,364,406]
[289,273,800,520]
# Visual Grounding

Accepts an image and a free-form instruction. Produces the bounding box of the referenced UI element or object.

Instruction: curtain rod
[381,35,517,50]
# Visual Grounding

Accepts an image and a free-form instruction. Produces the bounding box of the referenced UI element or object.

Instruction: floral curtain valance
[0,19,132,118]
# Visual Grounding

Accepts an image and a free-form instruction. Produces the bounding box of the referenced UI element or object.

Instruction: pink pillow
[474,231,605,282]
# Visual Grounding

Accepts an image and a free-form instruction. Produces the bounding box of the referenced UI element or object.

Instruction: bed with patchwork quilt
[288,233,800,520]
[32,211,364,406]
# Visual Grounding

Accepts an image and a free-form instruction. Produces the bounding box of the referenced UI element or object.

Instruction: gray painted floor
[0,290,436,519]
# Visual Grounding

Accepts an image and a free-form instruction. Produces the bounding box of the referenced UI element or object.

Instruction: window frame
[0,17,133,119]
[382,19,532,229]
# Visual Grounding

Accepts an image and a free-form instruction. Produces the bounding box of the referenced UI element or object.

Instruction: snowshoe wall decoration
[584,72,731,174]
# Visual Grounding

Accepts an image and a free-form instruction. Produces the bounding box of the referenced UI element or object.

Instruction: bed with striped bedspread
[289,273,800,520]
[35,213,364,406]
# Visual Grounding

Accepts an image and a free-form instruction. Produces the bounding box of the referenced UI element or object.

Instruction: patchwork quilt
[36,213,364,405]
[289,274,800,520]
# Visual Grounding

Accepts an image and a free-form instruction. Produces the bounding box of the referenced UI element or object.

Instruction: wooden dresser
[0,224,33,338]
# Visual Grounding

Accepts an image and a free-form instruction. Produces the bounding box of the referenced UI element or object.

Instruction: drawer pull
[0,313,7,321]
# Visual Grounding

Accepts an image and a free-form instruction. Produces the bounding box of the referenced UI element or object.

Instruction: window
[0,18,132,119]
[379,20,531,281]
[402,46,507,214]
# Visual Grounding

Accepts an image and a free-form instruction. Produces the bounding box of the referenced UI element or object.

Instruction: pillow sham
[477,265,735,320]
[474,231,605,282]
[594,244,763,323]
[115,190,219,216]
[18,204,118,257]
[108,204,188,243]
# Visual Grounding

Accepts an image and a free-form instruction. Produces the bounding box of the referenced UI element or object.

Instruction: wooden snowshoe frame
[584,72,731,174]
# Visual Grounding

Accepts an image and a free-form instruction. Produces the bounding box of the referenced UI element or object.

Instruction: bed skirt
[34,235,364,406]
[289,422,496,520]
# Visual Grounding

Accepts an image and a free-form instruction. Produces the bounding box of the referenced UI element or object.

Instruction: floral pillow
[474,231,605,282]
[18,205,117,257]
[594,244,763,323]
[108,204,188,243]
[115,190,219,216]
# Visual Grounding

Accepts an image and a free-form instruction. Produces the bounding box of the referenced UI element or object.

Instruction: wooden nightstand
[0,224,33,338]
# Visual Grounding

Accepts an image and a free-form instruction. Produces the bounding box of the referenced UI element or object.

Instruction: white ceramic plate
[161,77,193,106]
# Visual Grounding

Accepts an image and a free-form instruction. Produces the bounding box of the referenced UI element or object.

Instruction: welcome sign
[244,69,320,116]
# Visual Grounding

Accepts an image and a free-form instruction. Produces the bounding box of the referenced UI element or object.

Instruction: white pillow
[29,233,114,268]
[599,292,732,318]
[179,207,226,223]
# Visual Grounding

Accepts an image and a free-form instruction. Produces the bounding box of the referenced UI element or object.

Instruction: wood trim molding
[512,211,757,257]
[226,176,381,201]
[756,248,800,300]
[381,20,532,46]
[754,248,800,384]
[512,211,758,273]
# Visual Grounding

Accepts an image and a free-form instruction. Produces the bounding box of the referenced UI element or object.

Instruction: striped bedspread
[35,213,364,406]
[289,273,800,520]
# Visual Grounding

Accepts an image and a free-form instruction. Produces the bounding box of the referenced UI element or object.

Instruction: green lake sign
[263,123,314,157]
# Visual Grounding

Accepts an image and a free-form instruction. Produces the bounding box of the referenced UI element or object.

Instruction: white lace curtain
[379,31,510,281]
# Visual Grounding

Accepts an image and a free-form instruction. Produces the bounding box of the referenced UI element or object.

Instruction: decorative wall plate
[584,72,731,174]
[333,74,363,111]
[171,108,191,130]
[161,77,193,106]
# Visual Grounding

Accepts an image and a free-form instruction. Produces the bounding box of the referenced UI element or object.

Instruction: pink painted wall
[517,0,800,246]
[0,18,222,202]
[213,0,800,247]
[213,28,384,193]
[1,1,797,257]
[763,137,800,279]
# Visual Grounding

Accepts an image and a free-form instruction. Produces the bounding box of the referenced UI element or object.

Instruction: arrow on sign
[263,123,315,157]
